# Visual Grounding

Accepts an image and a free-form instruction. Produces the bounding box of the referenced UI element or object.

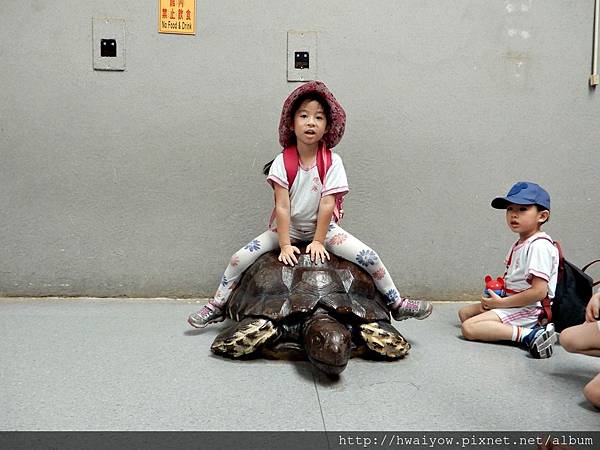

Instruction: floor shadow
[456,334,520,348]
[578,399,600,413]
[547,371,600,412]
[309,365,344,386]
[183,329,204,336]
[182,320,230,337]
[549,370,598,387]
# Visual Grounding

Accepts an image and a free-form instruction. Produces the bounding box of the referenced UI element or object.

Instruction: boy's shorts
[492,305,543,328]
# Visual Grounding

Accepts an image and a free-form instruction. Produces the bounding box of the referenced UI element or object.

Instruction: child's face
[292,99,328,148]
[505,203,549,239]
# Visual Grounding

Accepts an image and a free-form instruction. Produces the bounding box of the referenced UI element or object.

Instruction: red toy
[484,275,505,297]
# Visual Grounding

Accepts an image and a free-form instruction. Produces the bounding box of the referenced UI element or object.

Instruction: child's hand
[306,241,330,264]
[278,244,300,266]
[481,290,502,310]
[586,292,600,322]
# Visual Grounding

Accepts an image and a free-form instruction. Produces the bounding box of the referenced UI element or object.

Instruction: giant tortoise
[210,246,411,375]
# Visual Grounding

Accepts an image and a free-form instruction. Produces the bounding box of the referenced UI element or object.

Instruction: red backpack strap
[529,237,558,325]
[503,240,520,278]
[539,296,552,326]
[316,145,344,222]
[269,146,298,229]
[316,144,331,186]
[282,146,299,189]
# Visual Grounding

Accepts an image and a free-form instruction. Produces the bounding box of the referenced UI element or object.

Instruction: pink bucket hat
[278,81,346,149]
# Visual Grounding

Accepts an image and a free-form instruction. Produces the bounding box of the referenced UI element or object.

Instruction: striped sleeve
[526,239,557,283]
[266,153,288,190]
[322,152,349,198]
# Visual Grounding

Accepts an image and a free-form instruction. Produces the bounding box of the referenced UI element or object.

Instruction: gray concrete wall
[1,0,599,299]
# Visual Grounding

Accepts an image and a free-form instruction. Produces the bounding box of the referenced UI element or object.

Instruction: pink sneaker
[391,298,433,321]
[188,303,225,328]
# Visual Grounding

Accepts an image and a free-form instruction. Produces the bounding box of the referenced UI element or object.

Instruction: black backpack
[551,241,599,332]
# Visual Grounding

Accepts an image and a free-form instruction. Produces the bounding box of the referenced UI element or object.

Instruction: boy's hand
[306,240,330,264]
[481,290,502,310]
[278,244,300,266]
[586,292,600,322]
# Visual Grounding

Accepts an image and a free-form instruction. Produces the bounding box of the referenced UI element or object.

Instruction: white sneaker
[528,323,557,359]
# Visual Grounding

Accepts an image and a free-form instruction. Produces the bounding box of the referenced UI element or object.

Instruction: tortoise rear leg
[359,321,411,359]
[211,317,277,358]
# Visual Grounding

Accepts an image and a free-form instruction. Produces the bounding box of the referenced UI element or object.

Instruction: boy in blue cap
[458,182,559,358]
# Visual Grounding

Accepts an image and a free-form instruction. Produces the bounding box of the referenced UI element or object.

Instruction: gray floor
[0,298,598,431]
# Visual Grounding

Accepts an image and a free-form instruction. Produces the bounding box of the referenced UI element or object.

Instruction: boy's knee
[458,305,479,323]
[461,321,476,341]
[583,378,600,409]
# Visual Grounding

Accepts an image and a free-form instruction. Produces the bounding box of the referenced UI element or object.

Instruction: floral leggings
[211,223,401,308]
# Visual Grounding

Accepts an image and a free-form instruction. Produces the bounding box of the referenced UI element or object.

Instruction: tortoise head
[303,314,351,375]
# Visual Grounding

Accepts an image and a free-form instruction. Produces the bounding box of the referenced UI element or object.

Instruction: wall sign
[159,0,196,35]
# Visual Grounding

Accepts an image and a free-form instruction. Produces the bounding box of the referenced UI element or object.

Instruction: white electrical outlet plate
[93,17,126,71]
[287,31,317,81]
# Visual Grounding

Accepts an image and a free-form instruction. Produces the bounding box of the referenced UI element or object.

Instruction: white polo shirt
[504,232,559,300]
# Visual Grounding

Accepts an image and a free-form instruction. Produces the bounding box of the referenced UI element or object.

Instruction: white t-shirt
[267,151,348,238]
[504,231,559,300]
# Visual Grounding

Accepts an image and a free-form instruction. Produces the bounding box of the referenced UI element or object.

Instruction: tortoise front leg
[360,321,411,359]
[211,317,277,358]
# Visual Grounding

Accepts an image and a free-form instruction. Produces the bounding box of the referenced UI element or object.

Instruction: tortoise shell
[225,249,390,324]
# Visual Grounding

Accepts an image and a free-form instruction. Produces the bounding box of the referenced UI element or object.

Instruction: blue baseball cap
[491,181,551,210]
